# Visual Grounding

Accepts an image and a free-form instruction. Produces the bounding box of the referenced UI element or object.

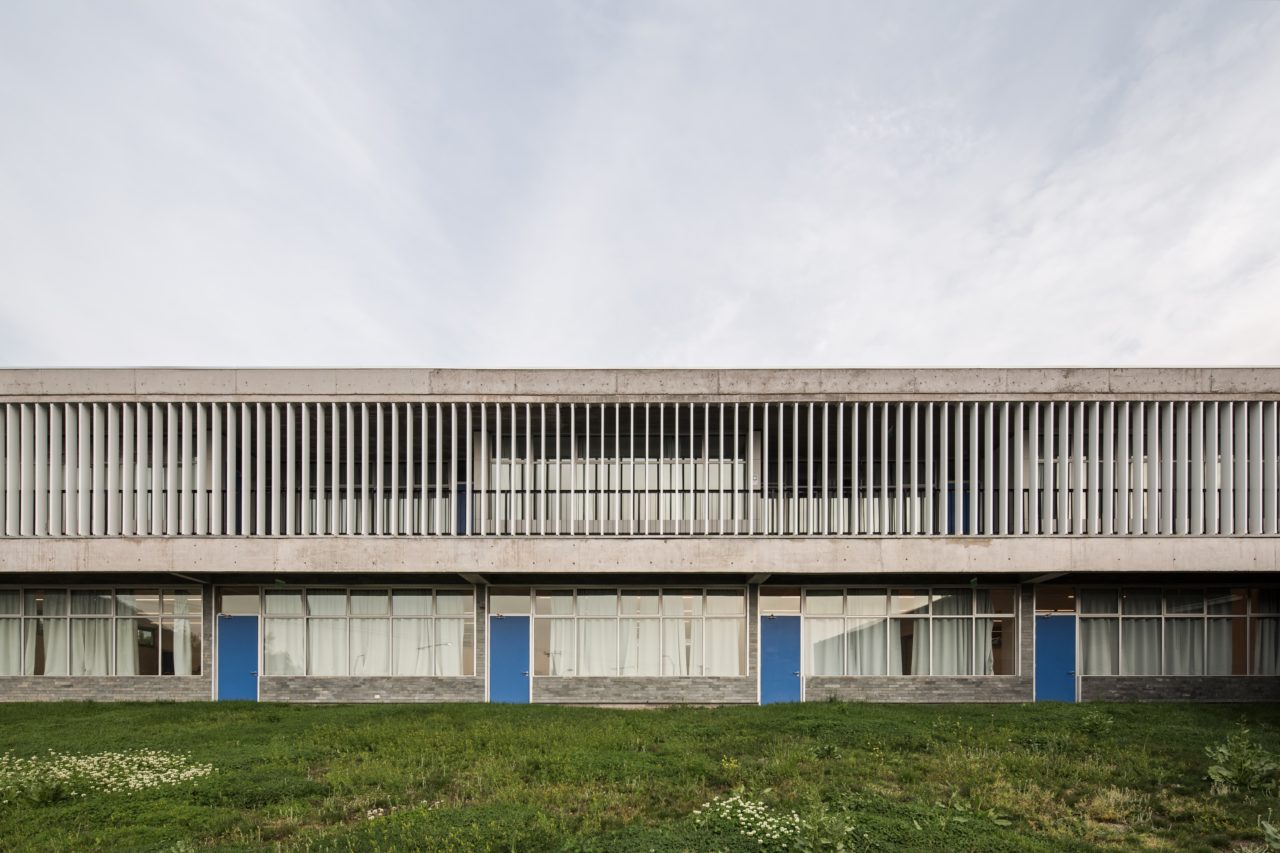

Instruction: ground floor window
[0,588,202,676]
[1079,587,1276,676]
[800,587,1018,676]
[261,588,475,677]
[531,588,746,677]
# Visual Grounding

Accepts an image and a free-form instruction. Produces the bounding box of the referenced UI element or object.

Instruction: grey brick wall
[259,676,484,703]
[533,676,757,704]
[806,675,1032,703]
[1081,676,1280,702]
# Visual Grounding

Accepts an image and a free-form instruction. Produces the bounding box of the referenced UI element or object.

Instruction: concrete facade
[2,368,1278,706]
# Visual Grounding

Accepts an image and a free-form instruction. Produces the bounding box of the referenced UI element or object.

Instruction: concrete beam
[1,536,1276,576]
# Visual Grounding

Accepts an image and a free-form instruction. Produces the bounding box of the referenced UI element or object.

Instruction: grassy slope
[0,702,1278,851]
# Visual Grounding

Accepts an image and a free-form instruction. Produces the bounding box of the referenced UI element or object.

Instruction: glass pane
[1165,590,1203,615]
[117,617,159,675]
[847,589,888,616]
[577,619,616,674]
[392,589,432,616]
[263,618,305,675]
[760,587,801,615]
[163,590,201,616]
[661,618,703,675]
[535,591,573,616]
[804,590,843,616]
[1081,618,1119,675]
[1122,589,1161,616]
[662,590,702,617]
[351,619,391,675]
[932,589,973,616]
[1207,618,1247,675]
[704,619,745,676]
[620,590,659,616]
[1121,618,1161,674]
[1164,619,1204,675]
[806,618,844,675]
[117,590,161,617]
[1252,618,1280,675]
[435,619,473,676]
[891,589,930,616]
[26,590,67,617]
[436,591,473,616]
[164,617,202,676]
[307,618,348,675]
[1079,588,1118,614]
[0,619,20,675]
[71,590,112,616]
[0,590,18,615]
[264,590,305,616]
[70,618,112,675]
[534,618,575,675]
[577,590,617,617]
[219,589,260,616]
[349,590,389,616]
[392,618,434,675]
[890,619,928,674]
[1253,590,1280,615]
[846,618,887,675]
[931,619,973,675]
[706,590,745,616]
[1207,589,1247,616]
[489,587,530,615]
[307,590,347,617]
[979,617,1016,675]
[1036,586,1076,613]
[619,619,661,675]
[977,588,1015,615]
[28,618,68,675]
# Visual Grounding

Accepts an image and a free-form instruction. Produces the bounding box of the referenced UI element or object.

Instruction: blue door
[217,615,258,701]
[1035,614,1076,702]
[489,615,530,703]
[760,616,802,704]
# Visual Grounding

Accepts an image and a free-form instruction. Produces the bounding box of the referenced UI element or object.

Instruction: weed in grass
[1206,728,1280,796]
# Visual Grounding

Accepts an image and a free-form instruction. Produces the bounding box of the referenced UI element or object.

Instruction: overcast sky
[2,1,1278,368]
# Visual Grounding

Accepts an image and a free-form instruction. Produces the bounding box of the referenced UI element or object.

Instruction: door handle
[793,671,801,677]
[522,671,529,677]
[251,671,258,676]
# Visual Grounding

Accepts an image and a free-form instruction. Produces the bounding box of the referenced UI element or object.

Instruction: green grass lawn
[2,702,1279,851]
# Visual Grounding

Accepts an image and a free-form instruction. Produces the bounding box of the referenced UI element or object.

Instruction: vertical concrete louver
[0,400,1277,538]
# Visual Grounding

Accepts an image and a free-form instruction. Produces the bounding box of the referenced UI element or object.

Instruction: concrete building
[0,367,1277,704]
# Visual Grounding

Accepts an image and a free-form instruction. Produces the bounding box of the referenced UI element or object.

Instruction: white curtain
[578,619,615,675]
[116,619,139,676]
[393,618,434,675]
[171,593,195,676]
[1121,619,1161,675]
[546,619,575,675]
[662,618,701,676]
[807,618,844,676]
[1164,618,1203,675]
[33,592,68,676]
[264,619,306,675]
[1206,619,1238,676]
[846,618,887,675]
[71,619,111,675]
[619,619,660,675]
[1081,618,1118,675]
[434,619,467,676]
[351,619,390,675]
[704,619,743,676]
[308,619,348,675]
[932,620,972,675]
[1255,618,1280,676]
[0,619,19,675]
[976,619,996,675]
